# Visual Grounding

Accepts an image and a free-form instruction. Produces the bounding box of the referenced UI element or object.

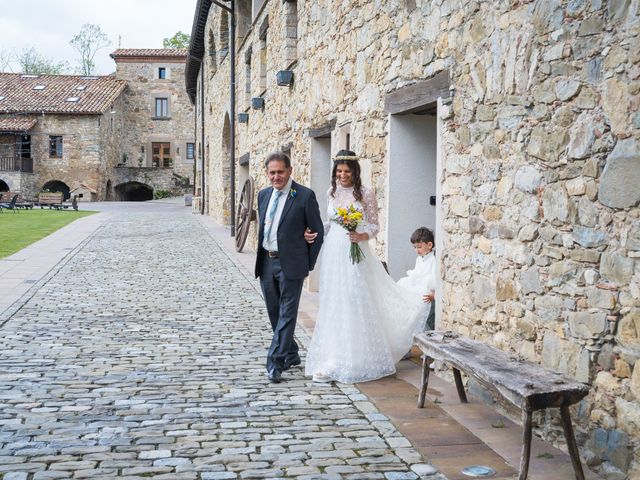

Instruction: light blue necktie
[264,190,283,243]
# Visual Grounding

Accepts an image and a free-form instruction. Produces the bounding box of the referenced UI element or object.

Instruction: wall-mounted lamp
[238,112,249,123]
[251,97,265,110]
[276,70,294,87]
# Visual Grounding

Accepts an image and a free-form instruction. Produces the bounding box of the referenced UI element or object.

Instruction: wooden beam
[384,70,451,114]
[307,118,336,138]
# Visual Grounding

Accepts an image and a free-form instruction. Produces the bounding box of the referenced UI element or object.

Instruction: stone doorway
[115,181,153,201]
[308,135,333,292]
[387,112,438,280]
[42,180,71,200]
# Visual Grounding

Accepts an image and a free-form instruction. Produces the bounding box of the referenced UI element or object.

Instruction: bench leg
[418,355,433,408]
[560,405,586,480]
[518,410,533,480]
[452,368,468,403]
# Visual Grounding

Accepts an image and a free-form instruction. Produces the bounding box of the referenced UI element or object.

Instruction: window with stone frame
[152,142,172,168]
[258,16,268,92]
[283,0,298,64]
[236,0,251,44]
[49,135,63,158]
[155,97,169,118]
[158,67,166,79]
[244,46,252,106]
[219,9,229,60]
[208,29,217,76]
[186,142,195,160]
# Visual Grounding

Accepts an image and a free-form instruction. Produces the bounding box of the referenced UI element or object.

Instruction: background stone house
[110,49,196,200]
[186,0,640,477]
[0,73,126,200]
[0,49,196,202]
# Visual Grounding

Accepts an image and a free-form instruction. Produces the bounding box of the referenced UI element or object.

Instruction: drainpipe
[212,0,236,236]
[200,58,205,215]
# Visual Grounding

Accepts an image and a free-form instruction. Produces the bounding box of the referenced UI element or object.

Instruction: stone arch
[208,28,217,75]
[219,9,230,58]
[114,181,153,201]
[221,112,232,223]
[0,178,10,192]
[42,180,71,200]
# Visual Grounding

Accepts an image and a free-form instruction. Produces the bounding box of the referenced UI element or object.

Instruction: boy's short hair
[411,227,434,244]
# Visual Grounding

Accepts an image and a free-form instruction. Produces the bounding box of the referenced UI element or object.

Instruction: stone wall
[115,58,196,191]
[0,113,108,200]
[195,1,640,476]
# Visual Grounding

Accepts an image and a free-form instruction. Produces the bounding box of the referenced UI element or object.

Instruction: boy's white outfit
[397,251,436,298]
[398,251,436,333]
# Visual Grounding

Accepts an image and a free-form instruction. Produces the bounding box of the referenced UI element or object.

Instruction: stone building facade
[187,0,640,477]
[110,49,196,197]
[0,73,127,201]
[0,49,196,202]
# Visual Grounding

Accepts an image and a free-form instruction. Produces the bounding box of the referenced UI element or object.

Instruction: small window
[158,67,166,79]
[33,85,46,90]
[186,143,195,160]
[155,98,169,117]
[75,85,87,91]
[49,136,63,158]
[0,96,5,101]
[66,96,80,102]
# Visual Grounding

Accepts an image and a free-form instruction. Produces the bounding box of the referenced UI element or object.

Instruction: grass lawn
[0,209,97,259]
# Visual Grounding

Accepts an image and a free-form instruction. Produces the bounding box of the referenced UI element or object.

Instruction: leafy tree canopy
[70,24,111,76]
[163,31,191,49]
[16,47,68,75]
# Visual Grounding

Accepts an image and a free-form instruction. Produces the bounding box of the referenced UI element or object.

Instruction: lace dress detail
[305,185,427,384]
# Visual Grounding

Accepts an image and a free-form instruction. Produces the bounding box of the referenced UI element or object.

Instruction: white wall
[386,113,438,280]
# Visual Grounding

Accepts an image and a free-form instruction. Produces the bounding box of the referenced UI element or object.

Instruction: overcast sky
[0,0,198,75]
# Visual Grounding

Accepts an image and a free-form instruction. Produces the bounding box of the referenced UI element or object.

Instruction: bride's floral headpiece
[333,154,359,161]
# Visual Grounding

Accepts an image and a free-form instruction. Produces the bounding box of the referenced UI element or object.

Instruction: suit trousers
[259,256,303,373]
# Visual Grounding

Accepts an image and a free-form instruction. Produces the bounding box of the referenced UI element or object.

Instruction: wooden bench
[0,192,33,209]
[38,192,65,209]
[414,330,589,480]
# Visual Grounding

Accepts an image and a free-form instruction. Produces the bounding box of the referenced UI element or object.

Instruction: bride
[304,150,427,384]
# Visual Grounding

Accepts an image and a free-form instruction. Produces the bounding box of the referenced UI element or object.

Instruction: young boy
[397,227,436,330]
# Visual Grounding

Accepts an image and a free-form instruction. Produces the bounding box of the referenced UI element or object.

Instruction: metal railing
[0,156,33,173]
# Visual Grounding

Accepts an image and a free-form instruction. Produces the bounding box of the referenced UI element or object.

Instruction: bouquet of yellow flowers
[333,204,366,264]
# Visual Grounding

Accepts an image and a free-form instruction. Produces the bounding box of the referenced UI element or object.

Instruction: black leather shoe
[268,369,282,383]
[283,356,302,371]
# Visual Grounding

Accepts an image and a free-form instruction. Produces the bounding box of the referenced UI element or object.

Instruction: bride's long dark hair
[330,149,363,202]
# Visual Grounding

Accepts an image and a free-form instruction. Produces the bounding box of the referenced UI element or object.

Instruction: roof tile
[0,73,126,115]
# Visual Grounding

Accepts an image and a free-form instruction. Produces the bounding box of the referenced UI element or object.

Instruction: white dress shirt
[262,178,293,252]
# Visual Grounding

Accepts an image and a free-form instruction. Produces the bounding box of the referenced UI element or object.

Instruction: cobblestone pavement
[0,209,445,480]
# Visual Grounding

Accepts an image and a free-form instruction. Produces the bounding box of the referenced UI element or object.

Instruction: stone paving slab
[0,209,446,479]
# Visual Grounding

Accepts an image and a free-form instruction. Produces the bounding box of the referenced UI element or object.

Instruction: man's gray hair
[264,151,291,169]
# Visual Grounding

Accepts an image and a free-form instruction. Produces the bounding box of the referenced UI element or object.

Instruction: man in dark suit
[255,151,324,383]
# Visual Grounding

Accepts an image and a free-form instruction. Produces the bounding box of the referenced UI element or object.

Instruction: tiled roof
[0,73,126,115]
[0,118,37,132]
[110,49,188,58]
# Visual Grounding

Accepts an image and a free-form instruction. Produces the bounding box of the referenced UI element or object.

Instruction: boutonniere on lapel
[289,188,297,200]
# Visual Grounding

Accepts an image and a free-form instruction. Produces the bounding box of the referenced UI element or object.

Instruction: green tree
[163,31,191,49]
[16,47,68,75]
[70,24,111,75]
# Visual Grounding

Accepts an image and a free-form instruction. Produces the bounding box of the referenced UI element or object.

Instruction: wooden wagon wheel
[235,176,256,252]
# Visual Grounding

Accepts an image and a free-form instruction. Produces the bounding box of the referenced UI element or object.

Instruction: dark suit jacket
[255,181,324,280]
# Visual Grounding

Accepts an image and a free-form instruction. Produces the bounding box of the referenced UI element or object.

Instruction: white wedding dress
[305,184,427,383]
